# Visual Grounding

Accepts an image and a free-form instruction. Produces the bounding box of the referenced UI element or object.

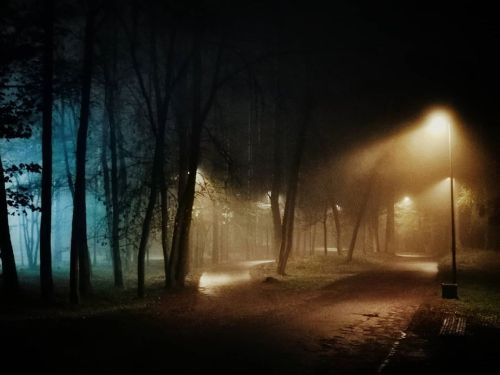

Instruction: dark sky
[219,1,499,153]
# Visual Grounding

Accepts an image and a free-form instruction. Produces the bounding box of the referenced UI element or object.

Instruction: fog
[3,103,494,280]
[0,0,498,303]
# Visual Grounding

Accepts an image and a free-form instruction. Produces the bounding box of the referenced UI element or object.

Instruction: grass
[2,250,430,314]
[250,253,386,291]
[437,248,500,323]
[0,260,197,317]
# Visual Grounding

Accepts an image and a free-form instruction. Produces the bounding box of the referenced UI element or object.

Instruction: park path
[0,256,439,374]
[174,256,439,374]
[290,259,438,374]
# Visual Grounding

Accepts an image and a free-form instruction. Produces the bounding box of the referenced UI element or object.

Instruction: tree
[99,13,124,288]
[39,0,54,301]
[270,63,283,255]
[331,197,342,256]
[0,156,19,294]
[0,1,38,294]
[123,6,179,297]
[277,95,312,275]
[384,186,395,253]
[167,15,223,288]
[70,3,96,303]
[322,206,328,255]
[346,170,377,262]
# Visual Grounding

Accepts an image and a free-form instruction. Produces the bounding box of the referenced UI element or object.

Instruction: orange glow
[424,109,452,136]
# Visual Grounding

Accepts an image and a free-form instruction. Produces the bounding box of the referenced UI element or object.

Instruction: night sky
[226,1,500,152]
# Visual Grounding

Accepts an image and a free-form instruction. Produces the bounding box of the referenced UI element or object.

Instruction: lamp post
[448,120,457,288]
[425,110,458,298]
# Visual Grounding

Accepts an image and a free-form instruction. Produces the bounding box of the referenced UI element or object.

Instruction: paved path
[294,260,438,374]
[0,257,439,374]
[165,257,439,374]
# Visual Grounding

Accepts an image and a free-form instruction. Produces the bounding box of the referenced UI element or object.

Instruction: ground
[1,251,499,374]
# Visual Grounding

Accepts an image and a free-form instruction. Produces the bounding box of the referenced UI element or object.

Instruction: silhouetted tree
[70,3,96,303]
[270,63,283,255]
[0,157,18,294]
[168,15,223,288]
[121,2,180,296]
[100,14,124,288]
[347,171,377,262]
[40,0,54,301]
[277,94,312,275]
[0,1,38,294]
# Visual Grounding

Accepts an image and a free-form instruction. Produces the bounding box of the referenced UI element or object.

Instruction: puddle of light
[199,271,251,293]
[415,262,438,273]
[242,260,274,266]
[398,261,438,274]
[395,253,431,258]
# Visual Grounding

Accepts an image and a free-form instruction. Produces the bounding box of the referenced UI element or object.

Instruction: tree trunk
[53,189,62,264]
[332,204,342,256]
[270,84,282,255]
[277,100,311,275]
[160,182,169,284]
[168,21,222,288]
[137,171,158,297]
[276,170,299,275]
[212,202,219,265]
[362,221,367,254]
[302,227,311,258]
[101,101,112,260]
[136,36,175,297]
[69,8,95,303]
[323,207,328,255]
[370,212,380,252]
[347,176,375,262]
[103,34,124,288]
[60,103,75,198]
[0,153,18,294]
[385,186,395,253]
[40,0,54,301]
[108,88,124,288]
[310,223,316,255]
[168,29,203,288]
[22,211,35,268]
[326,181,342,256]
[296,229,302,257]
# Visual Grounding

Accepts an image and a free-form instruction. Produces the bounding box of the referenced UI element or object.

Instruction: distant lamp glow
[397,195,412,209]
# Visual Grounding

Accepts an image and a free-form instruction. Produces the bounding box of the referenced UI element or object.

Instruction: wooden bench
[439,314,466,336]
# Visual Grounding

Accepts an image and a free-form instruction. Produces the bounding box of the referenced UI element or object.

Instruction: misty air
[1,1,499,374]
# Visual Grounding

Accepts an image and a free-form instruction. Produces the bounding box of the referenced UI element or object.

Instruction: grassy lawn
[438,249,500,322]
[0,260,190,317]
[250,253,387,291]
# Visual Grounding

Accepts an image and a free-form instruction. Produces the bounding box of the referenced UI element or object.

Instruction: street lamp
[425,110,458,299]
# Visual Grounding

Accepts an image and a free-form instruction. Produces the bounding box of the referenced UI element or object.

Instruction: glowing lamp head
[424,110,452,136]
